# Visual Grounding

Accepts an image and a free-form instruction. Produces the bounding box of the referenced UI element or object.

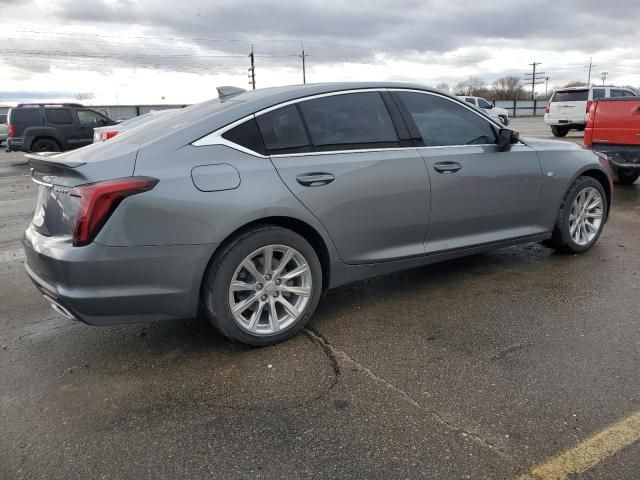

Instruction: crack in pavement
[303,327,517,465]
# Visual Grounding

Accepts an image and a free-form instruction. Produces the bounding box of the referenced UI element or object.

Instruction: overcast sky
[1,0,639,104]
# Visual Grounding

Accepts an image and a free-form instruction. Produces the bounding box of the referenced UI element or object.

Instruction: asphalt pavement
[0,120,638,479]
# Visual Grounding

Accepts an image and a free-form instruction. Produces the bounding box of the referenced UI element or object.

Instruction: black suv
[6,103,116,152]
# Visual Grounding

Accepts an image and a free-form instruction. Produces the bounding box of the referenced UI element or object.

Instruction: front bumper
[23,225,216,325]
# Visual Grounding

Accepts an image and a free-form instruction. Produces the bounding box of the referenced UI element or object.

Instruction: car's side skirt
[328,233,551,289]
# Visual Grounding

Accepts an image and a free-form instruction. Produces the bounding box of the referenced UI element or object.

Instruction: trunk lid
[28,142,139,238]
[548,89,589,122]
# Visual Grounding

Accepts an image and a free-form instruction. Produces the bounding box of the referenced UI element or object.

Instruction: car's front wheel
[546,176,608,253]
[201,226,323,346]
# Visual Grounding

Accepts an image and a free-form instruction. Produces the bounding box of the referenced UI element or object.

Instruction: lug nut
[265,274,272,281]
[275,279,281,285]
[256,284,263,290]
[261,294,267,301]
[273,292,279,298]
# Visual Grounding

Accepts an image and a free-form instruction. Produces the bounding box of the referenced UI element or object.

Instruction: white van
[544,86,636,137]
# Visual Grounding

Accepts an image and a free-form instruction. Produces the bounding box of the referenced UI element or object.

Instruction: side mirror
[498,128,519,147]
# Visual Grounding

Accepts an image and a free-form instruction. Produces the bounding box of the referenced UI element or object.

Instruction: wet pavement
[0,128,638,479]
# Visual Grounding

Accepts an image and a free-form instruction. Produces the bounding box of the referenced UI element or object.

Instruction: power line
[525,62,545,99]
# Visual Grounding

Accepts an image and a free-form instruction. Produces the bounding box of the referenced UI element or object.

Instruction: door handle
[296,173,335,187]
[433,162,462,174]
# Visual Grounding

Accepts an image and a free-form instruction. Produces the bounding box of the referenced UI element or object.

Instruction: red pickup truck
[584,97,640,185]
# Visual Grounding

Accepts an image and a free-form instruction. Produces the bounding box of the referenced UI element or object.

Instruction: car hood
[492,106,508,116]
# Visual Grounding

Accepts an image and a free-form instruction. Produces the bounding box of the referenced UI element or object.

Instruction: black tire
[30,138,61,153]
[201,225,323,346]
[551,126,569,137]
[545,176,608,254]
[615,168,640,185]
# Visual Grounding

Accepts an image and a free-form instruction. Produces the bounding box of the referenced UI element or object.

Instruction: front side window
[592,89,605,100]
[464,97,476,105]
[396,92,496,147]
[623,90,636,97]
[298,92,398,150]
[256,105,310,154]
[77,110,107,126]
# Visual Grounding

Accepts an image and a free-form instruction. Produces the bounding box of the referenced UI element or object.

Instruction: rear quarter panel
[99,143,340,262]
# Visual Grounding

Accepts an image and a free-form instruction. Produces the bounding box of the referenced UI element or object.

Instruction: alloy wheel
[569,186,603,246]
[228,245,313,335]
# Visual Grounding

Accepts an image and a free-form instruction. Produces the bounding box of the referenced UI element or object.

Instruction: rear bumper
[591,144,640,169]
[543,115,585,127]
[22,225,216,325]
[6,137,25,152]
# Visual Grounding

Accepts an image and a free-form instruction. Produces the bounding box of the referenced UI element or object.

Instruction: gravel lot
[1,121,638,479]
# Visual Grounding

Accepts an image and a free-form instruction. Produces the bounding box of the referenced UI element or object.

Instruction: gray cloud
[2,0,640,87]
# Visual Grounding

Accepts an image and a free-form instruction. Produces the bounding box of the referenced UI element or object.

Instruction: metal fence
[494,99,546,117]
[0,104,187,120]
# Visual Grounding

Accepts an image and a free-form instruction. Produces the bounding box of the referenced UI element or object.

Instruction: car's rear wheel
[31,138,61,152]
[201,226,322,346]
[546,176,607,253]
[615,168,640,185]
[551,126,569,137]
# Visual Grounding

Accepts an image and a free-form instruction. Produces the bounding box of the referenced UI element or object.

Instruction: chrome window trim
[191,87,503,157]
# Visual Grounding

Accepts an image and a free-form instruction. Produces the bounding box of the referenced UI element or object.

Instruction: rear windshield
[552,90,589,102]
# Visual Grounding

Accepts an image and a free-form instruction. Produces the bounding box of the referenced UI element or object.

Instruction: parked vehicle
[544,86,636,137]
[585,96,640,185]
[458,96,510,125]
[0,114,7,145]
[6,103,116,152]
[93,108,179,142]
[23,83,612,346]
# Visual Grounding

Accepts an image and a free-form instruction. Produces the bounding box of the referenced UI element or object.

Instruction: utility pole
[544,76,550,100]
[299,42,308,84]
[601,71,608,85]
[586,57,593,85]
[248,44,256,90]
[525,62,545,100]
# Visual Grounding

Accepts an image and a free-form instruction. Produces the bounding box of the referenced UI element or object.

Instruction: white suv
[458,96,510,125]
[544,86,636,137]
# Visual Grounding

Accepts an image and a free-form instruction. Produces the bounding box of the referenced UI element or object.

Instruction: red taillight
[72,177,158,247]
[8,123,15,137]
[545,101,550,114]
[586,100,593,113]
[586,102,597,126]
[100,131,118,141]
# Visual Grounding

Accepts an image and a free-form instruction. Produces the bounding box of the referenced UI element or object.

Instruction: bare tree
[434,82,450,94]
[75,92,95,101]
[562,81,587,88]
[491,76,525,100]
[454,76,487,96]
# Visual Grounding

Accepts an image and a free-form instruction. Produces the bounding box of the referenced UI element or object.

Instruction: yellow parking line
[518,410,640,480]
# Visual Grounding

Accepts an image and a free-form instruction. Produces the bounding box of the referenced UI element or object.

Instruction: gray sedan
[23,83,612,346]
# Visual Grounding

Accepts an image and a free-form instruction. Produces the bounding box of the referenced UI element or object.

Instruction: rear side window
[395,92,496,147]
[0,114,6,124]
[222,118,267,156]
[298,92,398,151]
[256,105,310,154]
[464,98,475,104]
[592,89,605,100]
[622,90,636,97]
[10,108,41,124]
[45,108,73,125]
[552,90,588,102]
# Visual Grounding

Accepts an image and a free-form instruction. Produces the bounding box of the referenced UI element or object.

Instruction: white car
[544,85,636,137]
[92,108,179,142]
[458,96,510,125]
